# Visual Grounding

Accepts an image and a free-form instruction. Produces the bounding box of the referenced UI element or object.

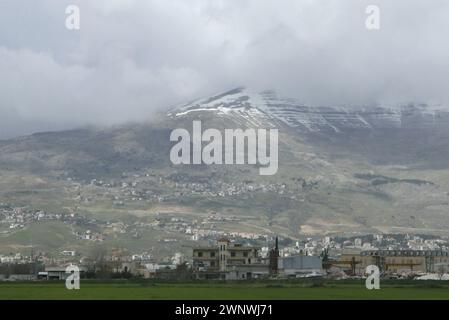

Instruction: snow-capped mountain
[169,87,449,133]
[2,87,449,241]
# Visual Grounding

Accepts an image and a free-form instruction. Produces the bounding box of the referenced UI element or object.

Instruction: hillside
[2,88,449,255]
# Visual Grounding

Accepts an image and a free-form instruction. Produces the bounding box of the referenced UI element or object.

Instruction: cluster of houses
[2,233,449,281]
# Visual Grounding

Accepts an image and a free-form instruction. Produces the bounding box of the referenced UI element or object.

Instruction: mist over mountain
[1,0,449,137]
[1,87,449,255]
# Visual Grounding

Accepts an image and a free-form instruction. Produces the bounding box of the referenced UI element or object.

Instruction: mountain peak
[167,88,449,133]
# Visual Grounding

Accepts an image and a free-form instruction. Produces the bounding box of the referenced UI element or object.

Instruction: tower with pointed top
[269,236,279,276]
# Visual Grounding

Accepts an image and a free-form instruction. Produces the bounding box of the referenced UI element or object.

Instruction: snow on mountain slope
[168,87,449,132]
[167,87,279,128]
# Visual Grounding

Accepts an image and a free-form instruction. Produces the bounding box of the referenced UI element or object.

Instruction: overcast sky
[0,0,448,138]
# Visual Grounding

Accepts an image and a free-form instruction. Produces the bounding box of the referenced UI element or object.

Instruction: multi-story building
[192,238,269,280]
[361,250,449,274]
[331,249,449,276]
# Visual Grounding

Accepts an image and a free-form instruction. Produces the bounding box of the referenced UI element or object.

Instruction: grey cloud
[0,0,448,137]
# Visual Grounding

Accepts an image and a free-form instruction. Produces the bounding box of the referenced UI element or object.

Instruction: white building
[278,255,323,278]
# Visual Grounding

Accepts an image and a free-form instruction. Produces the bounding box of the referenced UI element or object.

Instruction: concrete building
[40,266,87,280]
[192,238,268,280]
[331,249,449,276]
[44,267,70,280]
[361,250,449,274]
[278,255,323,278]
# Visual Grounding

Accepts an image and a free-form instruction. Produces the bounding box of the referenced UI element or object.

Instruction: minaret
[269,236,279,276]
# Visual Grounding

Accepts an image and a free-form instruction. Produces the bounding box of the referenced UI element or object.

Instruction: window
[243,252,248,257]
[211,261,215,267]
[210,252,215,258]
[198,252,203,257]
[231,252,236,257]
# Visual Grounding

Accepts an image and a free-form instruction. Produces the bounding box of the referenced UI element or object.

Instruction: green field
[1,280,449,300]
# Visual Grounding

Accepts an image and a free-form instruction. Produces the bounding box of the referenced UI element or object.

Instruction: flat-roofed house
[193,238,269,280]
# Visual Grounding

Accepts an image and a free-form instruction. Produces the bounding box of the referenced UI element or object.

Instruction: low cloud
[1,0,448,137]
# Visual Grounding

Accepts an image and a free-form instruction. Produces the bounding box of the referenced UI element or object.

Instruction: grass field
[1,280,449,300]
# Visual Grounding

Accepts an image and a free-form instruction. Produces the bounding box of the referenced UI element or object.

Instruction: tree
[321,248,331,273]
[89,245,111,278]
